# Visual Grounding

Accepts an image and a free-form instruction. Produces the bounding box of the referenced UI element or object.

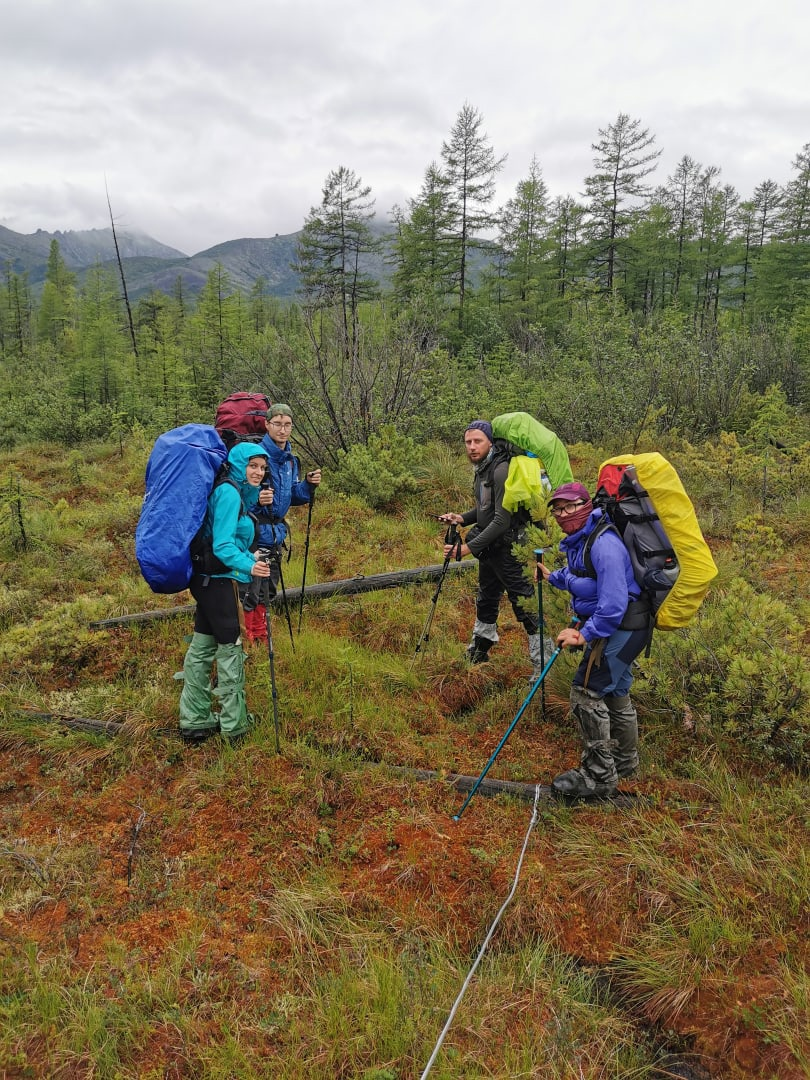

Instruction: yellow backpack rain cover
[598,453,718,630]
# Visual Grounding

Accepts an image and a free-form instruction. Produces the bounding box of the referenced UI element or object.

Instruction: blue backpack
[135,424,228,593]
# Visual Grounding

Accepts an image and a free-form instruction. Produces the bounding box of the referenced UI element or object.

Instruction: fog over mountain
[0,221,395,299]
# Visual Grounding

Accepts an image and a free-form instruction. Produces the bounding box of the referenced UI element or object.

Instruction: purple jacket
[547,509,639,642]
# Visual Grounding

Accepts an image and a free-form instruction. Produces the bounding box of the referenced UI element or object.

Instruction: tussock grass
[1,436,808,1077]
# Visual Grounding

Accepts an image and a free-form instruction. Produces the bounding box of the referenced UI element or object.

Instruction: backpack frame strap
[580,518,616,579]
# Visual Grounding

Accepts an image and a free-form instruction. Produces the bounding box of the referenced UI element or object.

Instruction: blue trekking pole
[452,645,564,821]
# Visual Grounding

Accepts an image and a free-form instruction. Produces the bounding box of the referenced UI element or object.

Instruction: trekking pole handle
[444,522,462,561]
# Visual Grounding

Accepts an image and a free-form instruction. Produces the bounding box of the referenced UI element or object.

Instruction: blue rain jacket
[252,435,313,547]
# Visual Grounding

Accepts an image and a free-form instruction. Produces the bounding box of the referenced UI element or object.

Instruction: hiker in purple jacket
[538,482,651,797]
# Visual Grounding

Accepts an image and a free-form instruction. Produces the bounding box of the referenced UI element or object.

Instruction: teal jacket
[208,443,269,583]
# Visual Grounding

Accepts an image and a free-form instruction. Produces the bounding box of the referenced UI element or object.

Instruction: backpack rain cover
[135,424,228,593]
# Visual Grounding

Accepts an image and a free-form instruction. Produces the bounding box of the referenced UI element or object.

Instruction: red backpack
[215,392,271,448]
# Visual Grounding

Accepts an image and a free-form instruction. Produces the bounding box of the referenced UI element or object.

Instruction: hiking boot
[465,636,493,664]
[179,725,218,744]
[551,767,617,799]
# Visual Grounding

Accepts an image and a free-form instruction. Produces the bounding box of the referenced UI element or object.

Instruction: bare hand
[535,562,552,583]
[306,469,322,486]
[439,513,463,525]
[444,542,470,559]
[251,558,271,578]
[258,487,274,506]
[556,627,585,649]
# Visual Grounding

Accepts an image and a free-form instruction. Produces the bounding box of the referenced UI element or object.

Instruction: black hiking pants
[476,542,538,635]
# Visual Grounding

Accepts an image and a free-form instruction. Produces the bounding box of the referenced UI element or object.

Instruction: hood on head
[227,441,269,483]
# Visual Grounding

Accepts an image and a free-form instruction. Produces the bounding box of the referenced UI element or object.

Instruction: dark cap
[465,419,493,441]
[548,481,591,506]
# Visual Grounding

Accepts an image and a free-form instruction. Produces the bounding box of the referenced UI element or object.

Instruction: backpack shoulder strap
[211,465,246,515]
[582,518,618,579]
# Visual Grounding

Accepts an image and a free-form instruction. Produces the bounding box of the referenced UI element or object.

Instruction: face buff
[558,500,593,534]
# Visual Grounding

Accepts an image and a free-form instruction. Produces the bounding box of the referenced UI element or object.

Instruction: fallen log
[89,560,476,629]
[388,766,642,807]
[11,709,127,736]
[9,713,641,807]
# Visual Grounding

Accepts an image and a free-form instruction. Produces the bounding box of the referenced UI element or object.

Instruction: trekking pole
[410,523,461,669]
[273,547,296,653]
[264,604,281,754]
[297,486,316,634]
[534,548,548,720]
[452,646,564,822]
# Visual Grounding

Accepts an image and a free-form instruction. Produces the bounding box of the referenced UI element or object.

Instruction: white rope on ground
[419,785,542,1080]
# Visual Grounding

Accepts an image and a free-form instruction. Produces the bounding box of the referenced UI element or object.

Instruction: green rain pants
[178,632,218,735]
[213,641,253,739]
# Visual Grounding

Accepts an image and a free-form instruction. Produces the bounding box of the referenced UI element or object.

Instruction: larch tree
[497,155,551,309]
[440,102,506,328]
[37,239,76,348]
[391,161,456,308]
[295,165,380,364]
[659,155,703,301]
[584,112,661,294]
[548,195,587,304]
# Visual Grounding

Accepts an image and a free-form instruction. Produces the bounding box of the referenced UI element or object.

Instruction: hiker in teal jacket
[179,442,271,745]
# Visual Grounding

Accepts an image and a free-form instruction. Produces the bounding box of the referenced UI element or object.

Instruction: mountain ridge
[0,222,396,300]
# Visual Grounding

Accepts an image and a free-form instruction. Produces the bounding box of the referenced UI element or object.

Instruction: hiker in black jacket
[440,420,547,678]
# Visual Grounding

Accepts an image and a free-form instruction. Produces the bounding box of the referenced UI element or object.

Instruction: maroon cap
[548,481,591,506]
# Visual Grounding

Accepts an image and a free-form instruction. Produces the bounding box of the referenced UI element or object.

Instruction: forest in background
[0,104,808,465]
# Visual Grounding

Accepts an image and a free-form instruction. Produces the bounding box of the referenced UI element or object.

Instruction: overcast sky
[1,0,807,255]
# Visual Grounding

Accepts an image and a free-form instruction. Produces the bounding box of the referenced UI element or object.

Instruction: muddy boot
[178,633,219,741]
[465,620,498,664]
[465,636,494,664]
[552,684,618,797]
[605,693,639,778]
[213,642,254,741]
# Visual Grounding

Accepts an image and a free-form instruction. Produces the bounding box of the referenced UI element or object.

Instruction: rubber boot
[178,633,219,741]
[213,642,253,741]
[552,684,618,797]
[605,693,639,778]
[465,620,498,663]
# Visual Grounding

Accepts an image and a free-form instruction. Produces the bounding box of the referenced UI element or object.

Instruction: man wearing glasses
[537,481,650,798]
[242,403,321,643]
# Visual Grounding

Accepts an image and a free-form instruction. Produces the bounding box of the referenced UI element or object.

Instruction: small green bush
[650,578,810,768]
[332,426,420,510]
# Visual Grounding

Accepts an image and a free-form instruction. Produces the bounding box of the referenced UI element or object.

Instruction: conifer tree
[584,113,661,293]
[295,166,380,364]
[548,195,587,304]
[38,240,76,347]
[659,155,703,302]
[497,156,551,310]
[440,103,506,328]
[391,162,456,307]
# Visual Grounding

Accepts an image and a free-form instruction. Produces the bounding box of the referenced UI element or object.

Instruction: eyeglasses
[268,420,292,429]
[550,501,586,517]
